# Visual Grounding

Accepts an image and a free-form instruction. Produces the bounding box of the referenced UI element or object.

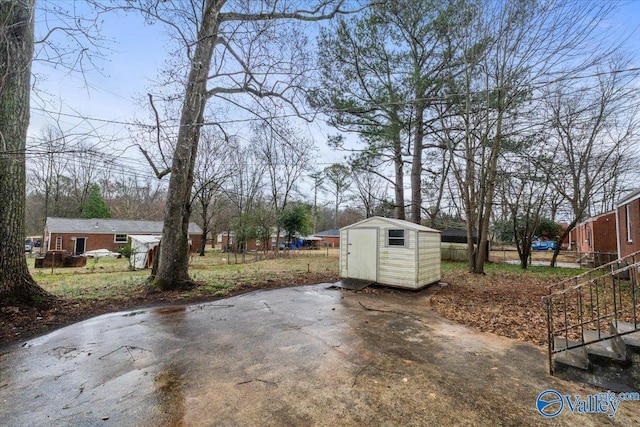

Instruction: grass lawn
[5,249,585,348]
[27,249,340,301]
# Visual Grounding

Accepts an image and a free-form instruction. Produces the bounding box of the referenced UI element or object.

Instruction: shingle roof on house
[314,228,340,237]
[46,217,202,235]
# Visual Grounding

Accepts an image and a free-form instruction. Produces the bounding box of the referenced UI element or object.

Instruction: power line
[28,65,640,132]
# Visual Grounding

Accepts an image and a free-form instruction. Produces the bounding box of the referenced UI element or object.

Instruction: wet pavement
[1,284,639,426]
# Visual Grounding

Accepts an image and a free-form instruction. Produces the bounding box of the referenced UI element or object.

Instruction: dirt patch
[0,271,339,347]
[430,269,552,346]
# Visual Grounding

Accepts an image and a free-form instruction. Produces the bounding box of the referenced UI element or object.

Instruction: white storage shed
[129,235,162,270]
[339,217,441,289]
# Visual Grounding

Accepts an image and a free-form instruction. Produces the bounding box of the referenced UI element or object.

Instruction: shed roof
[340,216,440,233]
[46,217,202,235]
[128,235,162,245]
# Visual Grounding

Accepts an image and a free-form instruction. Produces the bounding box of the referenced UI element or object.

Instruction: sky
[27,1,640,190]
[28,3,346,186]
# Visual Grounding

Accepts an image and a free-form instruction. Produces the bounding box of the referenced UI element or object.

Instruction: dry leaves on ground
[430,270,553,346]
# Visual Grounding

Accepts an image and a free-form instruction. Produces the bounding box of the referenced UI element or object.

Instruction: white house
[339,217,441,289]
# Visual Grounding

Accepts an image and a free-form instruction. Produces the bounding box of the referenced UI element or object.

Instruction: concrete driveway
[1,284,638,426]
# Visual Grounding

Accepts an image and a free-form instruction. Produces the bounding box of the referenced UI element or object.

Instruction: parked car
[24,239,32,253]
[531,240,557,251]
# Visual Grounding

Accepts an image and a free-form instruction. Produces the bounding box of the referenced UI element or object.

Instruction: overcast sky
[27,1,640,186]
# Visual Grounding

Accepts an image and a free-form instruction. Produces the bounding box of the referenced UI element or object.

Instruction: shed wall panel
[418,233,441,285]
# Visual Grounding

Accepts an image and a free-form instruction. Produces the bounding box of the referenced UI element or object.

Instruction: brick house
[574,211,617,254]
[44,217,202,255]
[313,229,340,248]
[616,189,640,258]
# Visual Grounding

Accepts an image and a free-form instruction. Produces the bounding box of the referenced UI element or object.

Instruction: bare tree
[543,59,640,266]
[498,139,553,269]
[192,127,230,256]
[123,0,361,289]
[350,164,389,218]
[223,139,264,258]
[28,126,70,224]
[253,116,315,219]
[309,169,324,233]
[323,163,352,228]
[440,0,618,273]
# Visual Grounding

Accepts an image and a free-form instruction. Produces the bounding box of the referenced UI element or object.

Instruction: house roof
[46,217,202,235]
[340,216,440,233]
[617,189,640,207]
[575,210,616,227]
[314,229,340,237]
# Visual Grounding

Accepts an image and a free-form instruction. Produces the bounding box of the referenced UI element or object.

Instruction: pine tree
[81,183,111,219]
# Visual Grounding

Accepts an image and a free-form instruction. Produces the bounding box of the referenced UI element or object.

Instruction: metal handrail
[546,249,640,294]
[545,256,640,375]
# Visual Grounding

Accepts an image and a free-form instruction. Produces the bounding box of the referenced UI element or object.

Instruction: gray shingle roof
[314,229,340,237]
[46,217,202,235]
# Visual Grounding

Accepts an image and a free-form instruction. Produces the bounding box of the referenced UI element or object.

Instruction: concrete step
[553,337,588,370]
[583,330,628,365]
[611,321,640,351]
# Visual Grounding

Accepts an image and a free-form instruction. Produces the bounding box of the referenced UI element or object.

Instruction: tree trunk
[152,1,221,290]
[0,0,52,306]
[473,110,502,274]
[392,124,406,220]
[410,103,424,224]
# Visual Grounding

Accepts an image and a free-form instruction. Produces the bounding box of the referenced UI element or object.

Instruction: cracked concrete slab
[1,284,639,426]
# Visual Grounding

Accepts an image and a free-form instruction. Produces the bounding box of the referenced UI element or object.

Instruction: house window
[55,236,63,251]
[387,229,406,246]
[626,204,632,242]
[114,234,128,243]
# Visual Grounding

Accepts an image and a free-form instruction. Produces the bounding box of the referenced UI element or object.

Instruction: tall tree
[81,183,111,218]
[192,128,229,256]
[1,0,107,304]
[253,116,315,224]
[543,59,640,266]
[313,0,468,223]
[323,163,352,228]
[439,0,617,273]
[126,0,360,290]
[312,12,408,220]
[0,0,51,305]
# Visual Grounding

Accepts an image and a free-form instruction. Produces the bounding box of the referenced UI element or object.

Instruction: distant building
[44,217,202,255]
[313,229,340,247]
[575,211,617,254]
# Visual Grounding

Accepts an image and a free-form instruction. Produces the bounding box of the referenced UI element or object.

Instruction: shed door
[347,228,377,281]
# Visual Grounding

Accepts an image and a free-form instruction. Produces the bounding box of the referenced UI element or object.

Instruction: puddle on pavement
[154,363,186,426]
[154,307,187,315]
